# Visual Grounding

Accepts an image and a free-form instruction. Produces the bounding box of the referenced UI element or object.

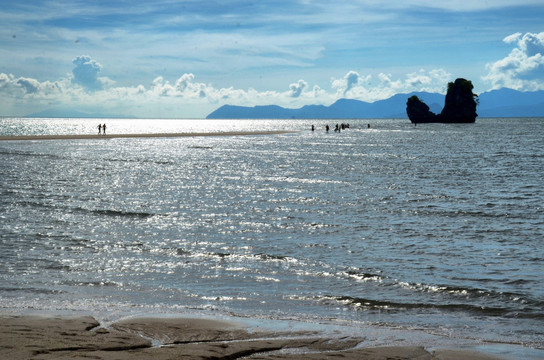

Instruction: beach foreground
[0,315,506,360]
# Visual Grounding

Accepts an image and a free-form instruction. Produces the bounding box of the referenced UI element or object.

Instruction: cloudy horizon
[1,1,543,118]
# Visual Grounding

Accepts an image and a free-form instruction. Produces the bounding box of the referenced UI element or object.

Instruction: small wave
[254,253,290,261]
[214,252,231,258]
[306,223,342,229]
[174,250,296,265]
[201,295,247,301]
[0,287,63,294]
[319,292,544,320]
[399,282,481,296]
[60,280,122,287]
[255,276,281,282]
[504,279,532,285]
[188,146,213,149]
[108,158,174,165]
[0,149,64,160]
[292,269,336,278]
[344,270,383,282]
[192,251,234,259]
[176,248,192,256]
[32,204,157,218]
[396,281,538,309]
[44,263,71,271]
[86,208,156,218]
[324,295,512,317]
[411,208,511,219]
[301,243,329,248]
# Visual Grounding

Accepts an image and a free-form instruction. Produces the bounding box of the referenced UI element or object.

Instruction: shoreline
[0,130,296,141]
[0,313,531,360]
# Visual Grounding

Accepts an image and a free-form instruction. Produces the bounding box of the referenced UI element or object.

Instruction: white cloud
[149,74,209,100]
[503,33,522,44]
[519,32,544,57]
[332,71,370,96]
[0,54,455,118]
[289,80,308,98]
[330,69,451,101]
[483,32,544,91]
[0,72,64,98]
[71,55,113,91]
[344,71,362,93]
[175,73,195,92]
[16,77,41,94]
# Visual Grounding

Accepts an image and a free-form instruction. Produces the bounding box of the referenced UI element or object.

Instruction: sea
[1,117,543,358]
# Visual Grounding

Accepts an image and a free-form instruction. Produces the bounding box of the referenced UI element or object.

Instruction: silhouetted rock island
[406,78,478,123]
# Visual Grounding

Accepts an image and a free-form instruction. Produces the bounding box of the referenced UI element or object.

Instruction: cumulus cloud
[71,55,113,91]
[16,77,41,94]
[332,71,364,95]
[175,73,195,91]
[332,70,366,95]
[503,32,522,44]
[289,79,307,97]
[519,32,544,56]
[0,53,456,117]
[344,71,361,93]
[483,32,544,91]
[150,73,209,99]
[405,69,451,89]
[0,73,19,94]
[0,72,64,98]
[330,69,451,101]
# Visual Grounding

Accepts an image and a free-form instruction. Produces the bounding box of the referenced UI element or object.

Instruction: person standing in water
[97,124,102,134]
[102,124,106,135]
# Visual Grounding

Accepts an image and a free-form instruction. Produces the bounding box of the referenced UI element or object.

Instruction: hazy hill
[477,88,544,117]
[207,88,544,119]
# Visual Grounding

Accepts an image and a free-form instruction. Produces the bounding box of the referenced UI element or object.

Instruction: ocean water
[1,117,543,353]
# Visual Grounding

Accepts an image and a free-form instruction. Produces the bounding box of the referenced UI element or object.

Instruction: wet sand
[0,131,296,141]
[0,315,507,359]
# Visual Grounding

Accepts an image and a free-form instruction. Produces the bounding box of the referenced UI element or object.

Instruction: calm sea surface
[1,118,543,353]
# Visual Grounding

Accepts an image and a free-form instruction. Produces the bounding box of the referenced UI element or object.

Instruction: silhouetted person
[97,124,102,134]
[311,125,315,131]
[325,125,329,132]
[102,124,106,135]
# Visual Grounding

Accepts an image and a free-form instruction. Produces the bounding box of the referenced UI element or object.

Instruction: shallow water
[1,117,543,351]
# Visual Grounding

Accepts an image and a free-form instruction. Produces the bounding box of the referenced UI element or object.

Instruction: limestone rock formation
[406,95,438,123]
[407,78,478,123]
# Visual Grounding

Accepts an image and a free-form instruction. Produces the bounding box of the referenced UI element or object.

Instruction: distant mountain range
[207,88,544,119]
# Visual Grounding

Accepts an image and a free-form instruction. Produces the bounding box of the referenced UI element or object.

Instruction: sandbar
[0,131,296,141]
[0,315,510,360]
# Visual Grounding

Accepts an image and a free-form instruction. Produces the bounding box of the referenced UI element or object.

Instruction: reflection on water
[0,117,543,352]
[1,118,315,136]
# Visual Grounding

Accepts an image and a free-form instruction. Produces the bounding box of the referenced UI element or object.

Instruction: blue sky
[1,0,543,118]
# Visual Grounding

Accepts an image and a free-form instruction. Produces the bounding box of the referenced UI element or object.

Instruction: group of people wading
[97,123,107,135]
[312,123,352,132]
[311,123,372,132]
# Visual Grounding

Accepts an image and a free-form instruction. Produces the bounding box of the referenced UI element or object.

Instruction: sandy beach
[0,315,509,360]
[0,131,296,141]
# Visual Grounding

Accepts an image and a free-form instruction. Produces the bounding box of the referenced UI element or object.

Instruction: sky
[1,0,543,118]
